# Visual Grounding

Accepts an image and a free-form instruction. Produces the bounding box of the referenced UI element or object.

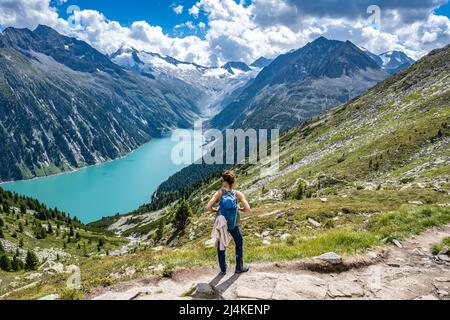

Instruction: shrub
[0,255,12,271]
[25,250,39,271]
[60,289,86,300]
[173,200,192,231]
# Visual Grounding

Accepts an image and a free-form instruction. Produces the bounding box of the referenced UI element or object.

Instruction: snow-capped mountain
[111,46,262,116]
[209,37,389,131]
[378,51,415,73]
[360,47,415,74]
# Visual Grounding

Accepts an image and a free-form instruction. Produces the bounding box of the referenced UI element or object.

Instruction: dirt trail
[91,224,450,300]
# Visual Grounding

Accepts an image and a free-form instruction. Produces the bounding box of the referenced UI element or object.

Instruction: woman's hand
[237,191,251,213]
[207,191,222,213]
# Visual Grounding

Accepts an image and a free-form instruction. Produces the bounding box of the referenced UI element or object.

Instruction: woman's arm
[237,191,251,212]
[207,191,221,212]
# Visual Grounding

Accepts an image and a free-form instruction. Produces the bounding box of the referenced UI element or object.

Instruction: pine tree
[0,217,4,227]
[0,241,5,255]
[25,250,39,271]
[19,238,24,248]
[18,222,24,233]
[0,255,12,272]
[69,225,74,237]
[174,200,192,231]
[3,202,10,214]
[98,238,105,247]
[12,255,24,271]
[295,181,307,200]
[0,228,4,239]
[153,218,165,242]
[20,204,27,215]
[47,223,53,234]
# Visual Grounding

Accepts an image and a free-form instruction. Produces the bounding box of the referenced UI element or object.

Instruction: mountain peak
[34,24,57,34]
[251,57,273,68]
[222,61,251,74]
[313,36,329,43]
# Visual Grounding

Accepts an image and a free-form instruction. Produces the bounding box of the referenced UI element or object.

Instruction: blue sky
[436,0,450,16]
[53,0,212,36]
[53,0,450,31]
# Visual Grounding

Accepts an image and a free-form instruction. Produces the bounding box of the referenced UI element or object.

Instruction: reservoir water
[1,130,200,223]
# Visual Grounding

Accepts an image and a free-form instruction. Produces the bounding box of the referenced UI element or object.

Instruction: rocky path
[91,224,450,300]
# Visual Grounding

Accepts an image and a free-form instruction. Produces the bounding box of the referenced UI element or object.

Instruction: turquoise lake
[1,130,201,223]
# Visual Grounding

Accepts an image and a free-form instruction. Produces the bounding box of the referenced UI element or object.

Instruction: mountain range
[0,25,416,183]
[361,47,415,74]
[0,25,203,182]
[111,45,264,115]
[208,37,391,131]
[97,42,450,256]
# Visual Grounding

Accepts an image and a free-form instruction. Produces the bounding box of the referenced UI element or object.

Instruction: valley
[0,39,448,300]
[1,130,200,223]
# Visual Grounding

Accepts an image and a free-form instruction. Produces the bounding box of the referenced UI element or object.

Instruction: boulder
[280,233,291,241]
[438,246,449,255]
[392,240,403,248]
[40,260,65,274]
[261,230,271,237]
[314,252,343,265]
[438,255,450,262]
[189,283,218,299]
[308,218,321,228]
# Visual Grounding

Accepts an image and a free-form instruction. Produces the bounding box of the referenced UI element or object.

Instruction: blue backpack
[219,189,239,230]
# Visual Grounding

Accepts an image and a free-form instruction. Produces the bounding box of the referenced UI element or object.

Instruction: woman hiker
[207,170,251,275]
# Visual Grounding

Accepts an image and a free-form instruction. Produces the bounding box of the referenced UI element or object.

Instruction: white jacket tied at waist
[211,215,231,251]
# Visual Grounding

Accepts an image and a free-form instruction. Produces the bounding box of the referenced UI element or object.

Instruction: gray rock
[38,294,60,300]
[189,283,218,299]
[314,252,342,264]
[392,240,403,248]
[308,218,321,228]
[438,255,450,262]
[280,233,291,241]
[328,281,364,298]
[438,246,449,255]
[437,290,449,297]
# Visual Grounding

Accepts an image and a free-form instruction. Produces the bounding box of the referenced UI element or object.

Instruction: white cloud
[188,5,200,18]
[0,0,449,66]
[172,5,184,15]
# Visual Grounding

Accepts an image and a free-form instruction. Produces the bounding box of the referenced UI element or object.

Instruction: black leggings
[217,226,243,272]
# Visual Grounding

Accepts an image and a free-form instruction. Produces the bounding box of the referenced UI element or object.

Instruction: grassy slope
[0,191,126,297]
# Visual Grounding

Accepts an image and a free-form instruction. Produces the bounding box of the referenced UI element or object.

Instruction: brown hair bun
[221,171,236,186]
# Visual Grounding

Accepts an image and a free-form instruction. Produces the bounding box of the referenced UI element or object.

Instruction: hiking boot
[219,271,227,276]
[235,265,250,274]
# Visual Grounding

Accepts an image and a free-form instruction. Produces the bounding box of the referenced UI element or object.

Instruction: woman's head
[221,170,236,188]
